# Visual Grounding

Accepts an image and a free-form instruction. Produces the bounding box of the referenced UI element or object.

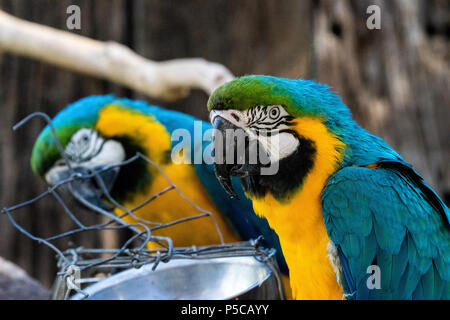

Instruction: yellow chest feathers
[95,105,240,247]
[251,117,346,299]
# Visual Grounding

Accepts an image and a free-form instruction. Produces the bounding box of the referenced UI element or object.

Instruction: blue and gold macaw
[208,75,449,300]
[30,95,289,279]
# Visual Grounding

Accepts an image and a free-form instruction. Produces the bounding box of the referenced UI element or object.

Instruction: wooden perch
[0,10,234,101]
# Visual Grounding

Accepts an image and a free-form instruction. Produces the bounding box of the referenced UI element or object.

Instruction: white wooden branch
[0,10,234,101]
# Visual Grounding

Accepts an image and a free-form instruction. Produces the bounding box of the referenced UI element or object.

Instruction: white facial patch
[65,129,102,162]
[210,106,299,162]
[45,129,125,185]
[256,131,300,163]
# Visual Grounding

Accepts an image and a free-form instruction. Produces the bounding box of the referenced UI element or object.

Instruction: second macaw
[30,95,289,280]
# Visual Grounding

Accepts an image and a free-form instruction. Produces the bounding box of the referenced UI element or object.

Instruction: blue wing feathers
[322,162,450,299]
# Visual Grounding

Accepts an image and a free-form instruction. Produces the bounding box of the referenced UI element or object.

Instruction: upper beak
[45,164,119,212]
[212,115,240,199]
[212,114,261,199]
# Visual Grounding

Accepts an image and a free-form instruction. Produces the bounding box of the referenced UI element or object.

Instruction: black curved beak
[212,116,239,199]
[46,165,119,212]
[212,116,261,199]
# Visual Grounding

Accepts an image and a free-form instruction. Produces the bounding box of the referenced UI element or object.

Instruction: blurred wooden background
[0,0,448,287]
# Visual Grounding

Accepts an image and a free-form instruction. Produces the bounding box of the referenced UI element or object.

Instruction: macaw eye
[269,107,280,119]
[54,159,66,167]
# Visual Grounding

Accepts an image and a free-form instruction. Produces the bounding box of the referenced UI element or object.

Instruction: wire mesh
[2,112,283,300]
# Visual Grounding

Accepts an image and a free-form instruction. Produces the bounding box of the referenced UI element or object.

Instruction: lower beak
[212,116,260,199]
[46,165,119,211]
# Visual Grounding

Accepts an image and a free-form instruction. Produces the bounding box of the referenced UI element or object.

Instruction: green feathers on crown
[207,75,352,121]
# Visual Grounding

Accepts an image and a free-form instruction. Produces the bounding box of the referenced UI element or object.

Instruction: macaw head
[208,75,352,202]
[31,95,171,210]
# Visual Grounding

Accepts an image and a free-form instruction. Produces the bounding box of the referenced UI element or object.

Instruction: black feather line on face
[79,139,106,163]
[247,106,268,127]
[241,133,316,202]
[246,105,294,129]
[108,135,153,203]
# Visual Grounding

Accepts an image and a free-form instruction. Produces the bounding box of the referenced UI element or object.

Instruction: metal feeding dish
[70,256,282,300]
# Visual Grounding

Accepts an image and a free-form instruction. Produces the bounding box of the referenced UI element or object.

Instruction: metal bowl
[70,256,284,300]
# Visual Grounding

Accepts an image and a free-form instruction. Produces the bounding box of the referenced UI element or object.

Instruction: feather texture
[31,95,288,273]
[322,164,449,299]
